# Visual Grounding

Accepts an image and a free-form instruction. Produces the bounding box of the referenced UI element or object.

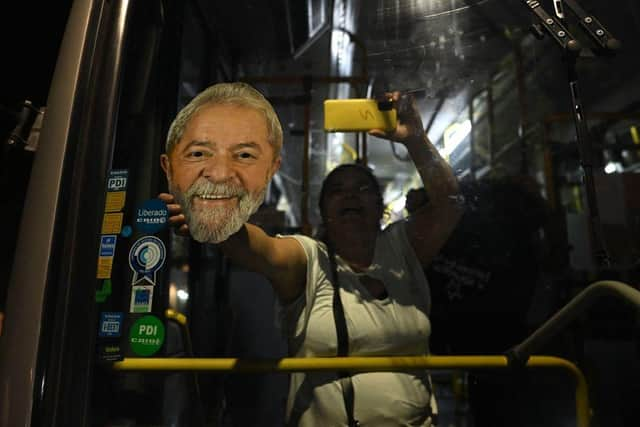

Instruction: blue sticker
[135,199,169,234]
[130,285,154,313]
[135,288,151,304]
[129,236,166,286]
[107,169,128,191]
[121,225,133,238]
[99,235,117,257]
[99,312,124,337]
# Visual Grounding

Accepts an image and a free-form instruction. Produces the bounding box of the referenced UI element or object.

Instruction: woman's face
[321,167,383,235]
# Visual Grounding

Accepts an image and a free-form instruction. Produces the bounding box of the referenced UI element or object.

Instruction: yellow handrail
[165,308,187,326]
[113,354,590,427]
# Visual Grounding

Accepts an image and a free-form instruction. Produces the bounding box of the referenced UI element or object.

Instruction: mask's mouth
[196,193,238,200]
[192,193,242,208]
[183,177,248,205]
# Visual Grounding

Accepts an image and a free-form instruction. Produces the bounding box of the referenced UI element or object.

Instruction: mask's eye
[237,151,257,160]
[184,147,212,160]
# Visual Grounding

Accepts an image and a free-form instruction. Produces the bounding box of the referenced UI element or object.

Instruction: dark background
[1,2,73,310]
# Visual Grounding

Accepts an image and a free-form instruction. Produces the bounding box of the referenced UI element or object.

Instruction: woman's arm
[158,193,307,302]
[220,223,307,302]
[369,92,463,267]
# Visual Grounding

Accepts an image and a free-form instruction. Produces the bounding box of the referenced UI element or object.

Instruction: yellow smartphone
[324,99,397,132]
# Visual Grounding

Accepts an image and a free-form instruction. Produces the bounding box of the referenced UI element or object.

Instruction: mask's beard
[171,177,266,243]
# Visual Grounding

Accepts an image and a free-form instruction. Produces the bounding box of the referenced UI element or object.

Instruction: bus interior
[1,0,640,426]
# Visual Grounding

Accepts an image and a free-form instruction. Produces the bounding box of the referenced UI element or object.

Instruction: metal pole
[508,281,640,363]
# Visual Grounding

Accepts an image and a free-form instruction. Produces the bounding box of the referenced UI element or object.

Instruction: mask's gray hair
[165,82,283,158]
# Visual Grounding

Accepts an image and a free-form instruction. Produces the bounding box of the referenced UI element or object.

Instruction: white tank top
[276,222,434,426]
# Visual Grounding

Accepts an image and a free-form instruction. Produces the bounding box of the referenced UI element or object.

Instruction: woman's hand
[158,193,190,236]
[368,91,426,144]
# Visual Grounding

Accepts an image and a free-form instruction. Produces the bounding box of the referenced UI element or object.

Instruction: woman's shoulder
[276,233,329,261]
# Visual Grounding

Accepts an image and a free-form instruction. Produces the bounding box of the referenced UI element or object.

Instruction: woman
[160,86,461,426]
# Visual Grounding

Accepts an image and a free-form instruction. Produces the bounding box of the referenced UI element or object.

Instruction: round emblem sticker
[129,236,166,286]
[129,315,165,356]
[135,198,169,234]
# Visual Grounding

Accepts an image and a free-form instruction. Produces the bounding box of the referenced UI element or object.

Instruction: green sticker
[96,279,112,303]
[129,315,165,356]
